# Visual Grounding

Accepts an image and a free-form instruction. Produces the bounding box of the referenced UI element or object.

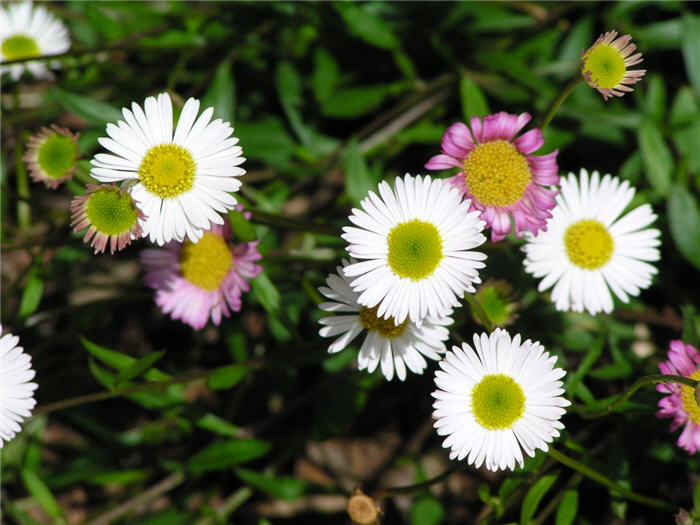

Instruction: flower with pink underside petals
[425,112,559,242]
[656,340,700,455]
[140,216,262,330]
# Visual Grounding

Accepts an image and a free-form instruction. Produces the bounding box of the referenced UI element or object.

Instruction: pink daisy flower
[656,340,700,454]
[425,112,559,242]
[140,217,262,330]
[581,30,645,101]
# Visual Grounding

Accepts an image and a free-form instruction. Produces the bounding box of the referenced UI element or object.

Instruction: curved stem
[547,447,675,511]
[576,374,699,419]
[248,209,342,236]
[372,463,462,500]
[464,294,494,333]
[538,76,583,131]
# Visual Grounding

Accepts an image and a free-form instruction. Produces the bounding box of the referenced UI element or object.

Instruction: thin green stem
[248,209,342,236]
[547,447,675,511]
[15,131,31,229]
[372,463,462,499]
[538,76,583,131]
[465,294,494,333]
[576,374,699,419]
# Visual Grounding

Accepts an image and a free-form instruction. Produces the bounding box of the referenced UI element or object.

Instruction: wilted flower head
[581,30,645,100]
[71,184,145,254]
[23,125,79,189]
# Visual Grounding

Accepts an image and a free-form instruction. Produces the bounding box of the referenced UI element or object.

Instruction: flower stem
[248,209,342,236]
[464,293,494,333]
[575,374,699,419]
[538,76,583,131]
[547,447,675,511]
[372,463,462,499]
[15,132,31,229]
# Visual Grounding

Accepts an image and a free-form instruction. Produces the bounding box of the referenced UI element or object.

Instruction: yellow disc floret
[2,34,40,61]
[463,140,531,207]
[471,374,526,430]
[582,44,626,89]
[179,232,233,291]
[138,144,196,199]
[85,187,140,236]
[681,369,700,425]
[359,305,408,337]
[38,134,79,179]
[387,219,443,281]
[564,219,614,269]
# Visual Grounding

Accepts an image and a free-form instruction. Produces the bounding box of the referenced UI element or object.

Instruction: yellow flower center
[138,144,195,199]
[2,34,40,61]
[179,232,233,291]
[681,369,700,425]
[463,140,531,207]
[359,305,408,337]
[387,219,443,281]
[85,188,139,236]
[582,44,626,89]
[471,374,526,430]
[564,219,614,270]
[38,134,78,179]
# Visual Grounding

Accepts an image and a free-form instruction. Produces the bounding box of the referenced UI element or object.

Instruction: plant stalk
[538,75,583,131]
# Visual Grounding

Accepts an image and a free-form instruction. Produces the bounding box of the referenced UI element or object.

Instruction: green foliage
[187,439,271,473]
[520,473,558,525]
[235,467,307,500]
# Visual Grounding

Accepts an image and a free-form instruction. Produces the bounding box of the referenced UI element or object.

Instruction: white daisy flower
[90,92,245,245]
[432,328,570,472]
[522,169,661,315]
[1,325,38,447]
[342,174,487,326]
[318,260,452,381]
[1,1,70,80]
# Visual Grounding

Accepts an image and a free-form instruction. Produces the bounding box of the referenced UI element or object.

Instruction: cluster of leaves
[1,2,700,524]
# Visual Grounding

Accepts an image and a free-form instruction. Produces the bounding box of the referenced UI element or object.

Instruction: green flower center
[85,188,140,236]
[359,305,408,337]
[583,44,626,89]
[464,140,531,207]
[37,134,78,179]
[681,369,700,425]
[138,144,195,199]
[179,232,233,291]
[471,374,526,430]
[387,219,443,281]
[2,34,40,61]
[564,219,614,270]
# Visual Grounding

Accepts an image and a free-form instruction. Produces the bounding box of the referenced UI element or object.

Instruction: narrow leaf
[637,119,672,196]
[344,140,374,206]
[207,364,248,390]
[334,3,400,50]
[668,183,700,269]
[114,350,166,386]
[17,268,43,318]
[681,13,700,95]
[21,469,64,519]
[460,75,489,121]
[228,208,257,242]
[202,60,235,123]
[188,439,271,473]
[555,489,578,525]
[235,468,307,500]
[51,87,123,125]
[520,473,558,525]
[250,272,280,313]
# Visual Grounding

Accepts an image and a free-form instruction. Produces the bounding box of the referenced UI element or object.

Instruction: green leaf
[202,60,235,123]
[133,510,193,525]
[88,358,116,389]
[558,17,592,64]
[344,140,375,206]
[320,84,399,118]
[20,469,64,519]
[668,183,700,269]
[17,268,43,318]
[460,75,489,121]
[334,3,400,50]
[187,439,271,473]
[207,364,248,390]
[669,86,699,127]
[228,208,257,242]
[555,489,578,525]
[637,119,672,196]
[276,61,312,148]
[411,496,445,525]
[312,48,339,104]
[196,413,242,437]
[681,305,699,348]
[520,473,558,525]
[81,336,135,371]
[644,74,666,123]
[693,476,700,511]
[250,272,280,313]
[681,13,700,95]
[51,87,123,126]
[235,118,296,168]
[235,468,307,500]
[114,350,166,386]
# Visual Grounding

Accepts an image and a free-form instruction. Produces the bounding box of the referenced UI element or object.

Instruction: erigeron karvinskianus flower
[432,328,570,471]
[342,174,486,326]
[318,259,452,381]
[91,92,245,245]
[24,125,79,189]
[0,1,70,80]
[140,216,262,330]
[522,169,660,315]
[425,112,559,242]
[581,30,645,100]
[71,184,145,255]
[1,325,38,447]
[656,340,700,454]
